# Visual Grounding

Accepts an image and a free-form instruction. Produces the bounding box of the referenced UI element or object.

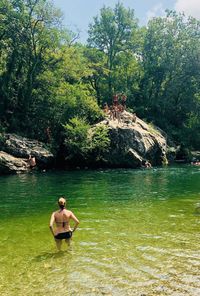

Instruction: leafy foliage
[87,3,140,103]
[139,11,200,147]
[88,125,110,161]
[0,0,102,144]
[63,118,110,165]
[63,117,90,161]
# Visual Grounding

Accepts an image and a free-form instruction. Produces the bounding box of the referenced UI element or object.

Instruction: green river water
[0,165,200,296]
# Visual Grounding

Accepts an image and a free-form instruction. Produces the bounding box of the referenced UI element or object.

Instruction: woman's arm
[70,212,79,232]
[49,212,55,236]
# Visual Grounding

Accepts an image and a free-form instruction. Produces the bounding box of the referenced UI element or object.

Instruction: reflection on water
[0,165,200,295]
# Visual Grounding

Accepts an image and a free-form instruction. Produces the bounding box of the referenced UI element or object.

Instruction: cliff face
[94,111,167,168]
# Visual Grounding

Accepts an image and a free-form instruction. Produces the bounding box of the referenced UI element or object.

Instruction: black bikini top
[55,208,68,227]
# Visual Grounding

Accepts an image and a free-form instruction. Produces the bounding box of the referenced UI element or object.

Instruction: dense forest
[0,0,200,163]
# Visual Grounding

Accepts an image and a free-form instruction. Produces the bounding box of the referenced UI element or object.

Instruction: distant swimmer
[145,160,152,168]
[141,160,152,168]
[28,155,36,169]
[49,197,79,250]
[191,161,200,166]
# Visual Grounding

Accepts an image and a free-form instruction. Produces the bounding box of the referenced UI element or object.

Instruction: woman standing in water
[49,197,79,250]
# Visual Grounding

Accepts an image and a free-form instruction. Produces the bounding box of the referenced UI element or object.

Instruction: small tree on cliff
[63,117,110,166]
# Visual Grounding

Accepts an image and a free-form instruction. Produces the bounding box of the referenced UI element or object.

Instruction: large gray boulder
[0,151,29,174]
[2,134,54,166]
[95,111,168,168]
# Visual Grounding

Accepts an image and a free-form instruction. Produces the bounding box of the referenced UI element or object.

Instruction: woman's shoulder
[63,209,72,215]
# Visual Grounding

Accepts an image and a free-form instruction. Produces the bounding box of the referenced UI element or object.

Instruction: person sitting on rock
[117,104,124,123]
[113,104,119,121]
[132,113,137,123]
[103,102,109,114]
[46,126,51,143]
[109,105,115,120]
[113,94,119,107]
[121,94,127,111]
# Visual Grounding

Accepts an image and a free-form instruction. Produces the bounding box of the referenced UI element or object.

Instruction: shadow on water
[194,205,200,216]
[33,249,72,262]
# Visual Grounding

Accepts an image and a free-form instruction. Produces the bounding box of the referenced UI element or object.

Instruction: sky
[52,0,200,43]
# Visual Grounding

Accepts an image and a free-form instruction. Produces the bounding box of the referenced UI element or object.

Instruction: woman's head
[58,196,66,209]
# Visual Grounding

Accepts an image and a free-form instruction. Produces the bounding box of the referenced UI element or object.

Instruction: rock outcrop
[0,134,54,174]
[3,134,54,165]
[0,151,29,174]
[0,112,170,173]
[95,111,168,168]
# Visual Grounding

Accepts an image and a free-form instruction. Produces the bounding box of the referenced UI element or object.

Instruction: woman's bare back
[54,209,72,233]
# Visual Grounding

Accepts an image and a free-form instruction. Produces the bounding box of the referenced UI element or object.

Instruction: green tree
[0,0,102,144]
[83,47,109,106]
[87,2,139,103]
[140,11,200,147]
[88,125,110,162]
[63,118,110,166]
[63,117,90,163]
[28,43,102,144]
[0,0,63,131]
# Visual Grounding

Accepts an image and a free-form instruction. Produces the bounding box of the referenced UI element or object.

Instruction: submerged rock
[94,111,168,168]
